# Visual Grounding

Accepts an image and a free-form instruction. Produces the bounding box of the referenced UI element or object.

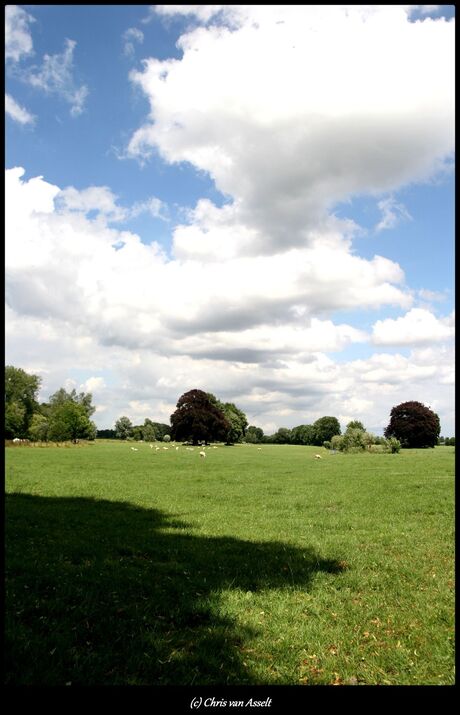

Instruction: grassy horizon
[5,441,455,686]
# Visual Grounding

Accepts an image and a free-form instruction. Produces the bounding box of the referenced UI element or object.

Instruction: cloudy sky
[5,4,455,436]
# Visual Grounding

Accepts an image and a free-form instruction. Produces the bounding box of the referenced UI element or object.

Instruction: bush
[163,434,171,443]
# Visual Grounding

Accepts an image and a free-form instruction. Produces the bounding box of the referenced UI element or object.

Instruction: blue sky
[5,5,455,436]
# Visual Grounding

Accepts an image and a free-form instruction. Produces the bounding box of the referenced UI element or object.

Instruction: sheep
[155,446,160,451]
[149,444,153,449]
[314,454,323,459]
[199,451,206,458]
[163,447,169,450]
[176,446,179,451]
[131,447,138,451]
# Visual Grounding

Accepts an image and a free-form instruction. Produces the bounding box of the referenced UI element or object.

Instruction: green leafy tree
[244,426,264,443]
[272,427,292,444]
[28,413,49,442]
[170,389,230,445]
[312,416,341,446]
[48,401,96,442]
[142,419,157,442]
[115,416,133,440]
[207,394,248,445]
[151,423,171,441]
[291,424,315,445]
[48,387,95,418]
[345,420,365,433]
[5,366,41,438]
[384,401,440,448]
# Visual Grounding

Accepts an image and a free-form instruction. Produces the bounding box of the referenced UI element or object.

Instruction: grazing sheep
[149,444,153,449]
[257,447,262,450]
[131,447,138,451]
[199,451,206,458]
[155,446,160,451]
[163,447,169,450]
[314,454,323,459]
[176,446,179,451]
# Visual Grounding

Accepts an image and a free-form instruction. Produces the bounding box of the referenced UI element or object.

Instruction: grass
[5,441,455,686]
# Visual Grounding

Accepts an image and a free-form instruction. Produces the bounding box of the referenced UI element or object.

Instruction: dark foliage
[170,389,231,445]
[384,401,440,448]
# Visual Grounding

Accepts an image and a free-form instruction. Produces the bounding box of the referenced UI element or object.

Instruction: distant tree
[115,416,133,440]
[96,429,117,439]
[163,434,171,442]
[170,389,230,445]
[312,416,341,446]
[151,422,171,441]
[131,425,144,441]
[142,419,157,442]
[48,400,96,442]
[291,424,315,445]
[345,420,365,433]
[5,366,41,438]
[384,401,440,448]
[208,395,248,444]
[244,426,264,444]
[272,427,292,444]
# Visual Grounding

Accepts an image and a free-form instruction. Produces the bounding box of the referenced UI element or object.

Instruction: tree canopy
[384,401,440,448]
[170,389,230,445]
[5,365,41,438]
[312,416,341,446]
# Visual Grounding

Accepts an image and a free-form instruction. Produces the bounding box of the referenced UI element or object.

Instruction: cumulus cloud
[5,5,34,62]
[127,5,454,258]
[5,93,35,125]
[372,308,455,346]
[24,38,89,116]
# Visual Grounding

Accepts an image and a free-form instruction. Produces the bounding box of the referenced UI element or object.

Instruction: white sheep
[131,447,138,451]
[199,451,206,458]
[314,454,323,459]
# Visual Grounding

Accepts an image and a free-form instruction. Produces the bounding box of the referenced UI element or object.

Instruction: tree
[170,389,230,445]
[346,420,365,433]
[48,401,96,442]
[5,366,41,438]
[208,394,248,444]
[384,401,440,448]
[28,413,49,442]
[115,416,133,440]
[142,419,157,442]
[244,426,264,444]
[272,427,292,444]
[48,387,95,418]
[312,416,341,446]
[291,424,315,445]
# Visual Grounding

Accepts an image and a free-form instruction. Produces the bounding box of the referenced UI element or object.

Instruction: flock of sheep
[129,443,324,459]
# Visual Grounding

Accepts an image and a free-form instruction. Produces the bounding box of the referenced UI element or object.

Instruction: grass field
[5,441,455,686]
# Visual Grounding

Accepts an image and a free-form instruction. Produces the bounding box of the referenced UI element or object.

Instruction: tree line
[5,367,451,449]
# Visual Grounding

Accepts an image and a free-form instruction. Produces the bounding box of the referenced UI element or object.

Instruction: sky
[5,4,455,437]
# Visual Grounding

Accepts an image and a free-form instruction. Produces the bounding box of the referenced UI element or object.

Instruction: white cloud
[56,184,167,223]
[127,5,453,259]
[5,93,35,125]
[375,196,412,232]
[123,27,144,57]
[372,308,454,346]
[5,5,34,62]
[24,38,89,116]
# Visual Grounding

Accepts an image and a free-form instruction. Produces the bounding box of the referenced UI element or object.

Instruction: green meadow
[5,441,455,686]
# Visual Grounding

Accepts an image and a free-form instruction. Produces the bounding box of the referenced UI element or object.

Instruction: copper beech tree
[384,401,440,448]
[170,389,230,445]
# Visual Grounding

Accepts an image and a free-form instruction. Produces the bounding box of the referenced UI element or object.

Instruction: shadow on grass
[6,493,346,686]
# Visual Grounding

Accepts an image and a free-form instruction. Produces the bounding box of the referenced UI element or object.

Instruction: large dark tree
[384,401,440,448]
[170,389,230,445]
